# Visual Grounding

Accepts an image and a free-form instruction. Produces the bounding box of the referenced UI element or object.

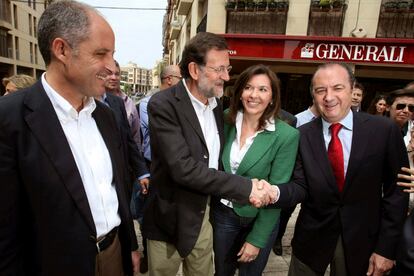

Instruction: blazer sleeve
[375,121,409,259]
[246,126,299,248]
[0,112,20,274]
[148,96,252,204]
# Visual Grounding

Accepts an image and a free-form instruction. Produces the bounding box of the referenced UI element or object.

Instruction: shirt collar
[321,109,353,132]
[41,73,96,122]
[235,111,275,133]
[182,79,217,111]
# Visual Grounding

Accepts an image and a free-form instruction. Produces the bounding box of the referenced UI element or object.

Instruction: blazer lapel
[236,130,277,176]
[343,113,370,193]
[306,118,339,193]
[174,82,207,148]
[222,124,235,173]
[23,83,96,234]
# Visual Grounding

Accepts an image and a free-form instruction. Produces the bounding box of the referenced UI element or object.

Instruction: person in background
[2,74,36,95]
[212,64,299,276]
[351,81,364,112]
[135,64,181,274]
[0,1,139,275]
[143,32,276,276]
[106,61,142,151]
[295,102,320,128]
[367,94,387,116]
[272,63,408,276]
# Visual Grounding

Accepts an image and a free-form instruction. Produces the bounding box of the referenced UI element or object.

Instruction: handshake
[249,179,278,208]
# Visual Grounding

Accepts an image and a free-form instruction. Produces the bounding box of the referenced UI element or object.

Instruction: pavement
[134,206,305,276]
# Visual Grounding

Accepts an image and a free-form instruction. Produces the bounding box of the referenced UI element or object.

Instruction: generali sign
[300,43,406,63]
[223,34,414,66]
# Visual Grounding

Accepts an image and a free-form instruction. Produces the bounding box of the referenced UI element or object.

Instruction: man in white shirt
[0,1,139,275]
[143,32,276,276]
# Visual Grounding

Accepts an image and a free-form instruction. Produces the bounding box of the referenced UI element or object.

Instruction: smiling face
[65,12,115,98]
[197,49,230,99]
[312,64,353,124]
[241,74,273,118]
[388,96,414,128]
[376,99,386,114]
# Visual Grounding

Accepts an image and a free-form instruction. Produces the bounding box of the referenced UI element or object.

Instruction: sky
[79,0,168,69]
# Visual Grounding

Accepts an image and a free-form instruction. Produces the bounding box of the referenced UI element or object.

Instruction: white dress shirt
[183,79,220,170]
[222,111,275,208]
[42,74,121,238]
[295,107,318,128]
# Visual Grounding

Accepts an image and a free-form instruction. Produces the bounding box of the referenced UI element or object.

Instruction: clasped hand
[249,179,277,208]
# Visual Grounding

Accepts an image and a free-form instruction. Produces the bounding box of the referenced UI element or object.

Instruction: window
[13,4,18,29]
[30,42,33,63]
[376,0,414,38]
[29,14,32,36]
[307,1,348,36]
[226,2,289,34]
[33,17,37,38]
[28,0,31,7]
[14,36,19,59]
[0,0,12,23]
[0,29,8,58]
[34,44,38,63]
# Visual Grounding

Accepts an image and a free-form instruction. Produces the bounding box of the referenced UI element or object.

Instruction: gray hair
[38,0,95,65]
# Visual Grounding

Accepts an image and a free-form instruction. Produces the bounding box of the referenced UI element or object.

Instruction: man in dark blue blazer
[273,63,408,276]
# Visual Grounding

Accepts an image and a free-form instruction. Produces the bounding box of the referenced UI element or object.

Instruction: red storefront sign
[223,34,414,66]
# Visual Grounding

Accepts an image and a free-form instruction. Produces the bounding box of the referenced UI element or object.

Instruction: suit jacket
[143,81,252,257]
[105,93,149,199]
[222,116,299,248]
[276,112,408,275]
[395,209,414,275]
[0,81,138,275]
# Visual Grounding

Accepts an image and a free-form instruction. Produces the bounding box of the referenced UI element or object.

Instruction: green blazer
[222,116,299,248]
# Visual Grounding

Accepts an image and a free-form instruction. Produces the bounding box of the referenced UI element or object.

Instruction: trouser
[95,233,124,276]
[288,236,348,276]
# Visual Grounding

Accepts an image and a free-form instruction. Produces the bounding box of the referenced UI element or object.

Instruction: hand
[237,242,260,263]
[249,179,277,208]
[139,178,150,195]
[131,250,141,273]
[366,253,394,276]
[397,167,414,193]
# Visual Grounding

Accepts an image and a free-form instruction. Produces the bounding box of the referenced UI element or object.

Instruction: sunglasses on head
[396,103,414,112]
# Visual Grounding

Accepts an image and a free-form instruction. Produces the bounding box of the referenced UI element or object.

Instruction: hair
[227,64,281,131]
[367,94,386,115]
[405,81,414,90]
[2,74,36,90]
[38,0,94,65]
[160,65,181,84]
[386,88,414,106]
[310,62,356,93]
[114,60,120,70]
[353,81,364,95]
[179,32,228,79]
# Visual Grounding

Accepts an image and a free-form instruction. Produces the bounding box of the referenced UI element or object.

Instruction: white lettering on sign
[312,43,406,63]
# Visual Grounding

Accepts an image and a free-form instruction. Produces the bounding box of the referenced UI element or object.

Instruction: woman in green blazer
[212,64,299,276]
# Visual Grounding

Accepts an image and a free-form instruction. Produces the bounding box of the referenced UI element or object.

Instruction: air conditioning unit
[351,27,367,38]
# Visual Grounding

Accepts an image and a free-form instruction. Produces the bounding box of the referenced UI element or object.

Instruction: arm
[0,118,20,274]
[246,128,299,248]
[373,122,409,260]
[148,96,252,204]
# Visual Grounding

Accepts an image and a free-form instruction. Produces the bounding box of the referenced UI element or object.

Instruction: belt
[96,227,118,253]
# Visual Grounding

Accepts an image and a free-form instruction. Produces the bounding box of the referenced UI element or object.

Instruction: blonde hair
[2,74,36,91]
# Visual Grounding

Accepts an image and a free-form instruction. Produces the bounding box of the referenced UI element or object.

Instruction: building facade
[0,0,51,95]
[120,62,153,95]
[162,0,414,113]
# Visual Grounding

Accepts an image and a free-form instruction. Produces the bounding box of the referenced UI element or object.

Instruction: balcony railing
[225,1,289,34]
[307,1,348,36]
[376,1,414,38]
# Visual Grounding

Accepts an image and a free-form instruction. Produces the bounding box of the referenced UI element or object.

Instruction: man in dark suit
[273,63,408,276]
[143,32,276,275]
[0,1,139,275]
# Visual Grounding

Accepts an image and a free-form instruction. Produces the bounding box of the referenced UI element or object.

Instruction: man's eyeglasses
[396,103,414,112]
[162,75,182,80]
[202,65,232,74]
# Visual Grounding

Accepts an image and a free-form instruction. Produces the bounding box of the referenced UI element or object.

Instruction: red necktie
[328,123,344,192]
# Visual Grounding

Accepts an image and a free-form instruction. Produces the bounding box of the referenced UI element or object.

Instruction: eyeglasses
[162,75,182,80]
[202,65,232,74]
[396,103,414,112]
